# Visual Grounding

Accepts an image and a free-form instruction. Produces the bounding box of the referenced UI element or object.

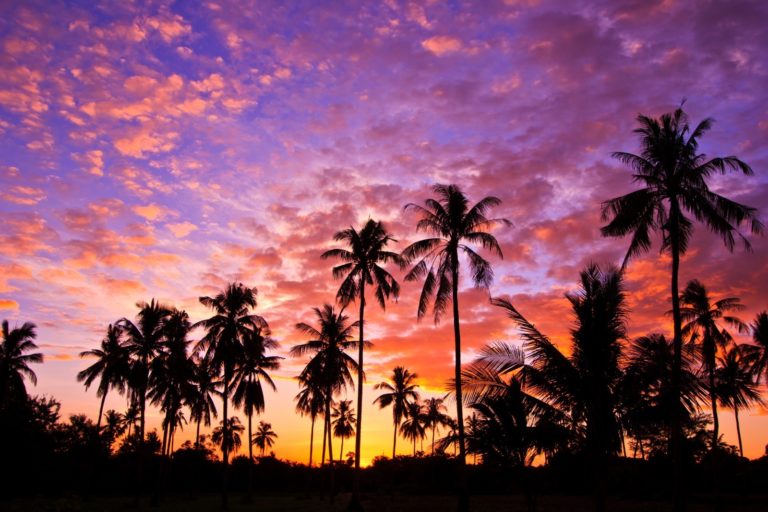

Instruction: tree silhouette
[715,344,764,457]
[0,320,42,409]
[331,399,355,463]
[400,401,426,456]
[402,183,509,510]
[422,397,452,455]
[322,218,402,507]
[373,366,420,458]
[600,106,762,507]
[212,416,245,456]
[749,311,768,384]
[679,280,746,451]
[295,377,325,467]
[77,324,130,430]
[252,420,277,457]
[188,353,219,449]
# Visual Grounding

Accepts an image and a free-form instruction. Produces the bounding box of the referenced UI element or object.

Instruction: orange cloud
[421,36,462,56]
[166,221,198,238]
[0,185,46,205]
[0,299,19,310]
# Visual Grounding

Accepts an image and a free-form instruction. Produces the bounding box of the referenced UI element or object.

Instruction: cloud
[72,150,104,176]
[166,221,198,238]
[0,185,46,205]
[0,299,19,311]
[421,36,462,56]
[133,204,174,222]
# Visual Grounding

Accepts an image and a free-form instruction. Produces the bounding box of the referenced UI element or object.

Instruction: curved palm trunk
[392,416,398,459]
[668,210,684,512]
[351,280,366,508]
[309,414,316,467]
[221,372,230,510]
[97,390,107,431]
[451,254,470,512]
[734,406,743,458]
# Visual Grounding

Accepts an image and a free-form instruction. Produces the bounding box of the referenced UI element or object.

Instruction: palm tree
[0,320,42,409]
[679,280,746,451]
[331,399,355,462]
[748,311,768,383]
[402,183,509,503]
[196,283,266,508]
[77,324,130,430]
[188,353,219,449]
[600,107,762,499]
[322,218,402,498]
[295,378,325,467]
[423,397,453,455]
[119,299,172,445]
[212,416,245,456]
[373,366,420,458]
[290,304,360,469]
[715,344,764,457]
[400,401,426,456]
[252,420,277,457]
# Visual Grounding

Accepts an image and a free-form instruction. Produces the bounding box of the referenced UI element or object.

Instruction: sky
[1,0,767,464]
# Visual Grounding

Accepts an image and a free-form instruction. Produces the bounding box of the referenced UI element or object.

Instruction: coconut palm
[212,416,245,456]
[188,353,219,448]
[77,324,130,430]
[196,283,267,509]
[600,107,762,497]
[290,304,360,469]
[252,420,277,457]
[322,218,402,497]
[295,377,325,466]
[400,401,426,456]
[423,397,453,455]
[331,399,355,462]
[402,183,509,503]
[373,366,420,458]
[679,280,746,451]
[715,344,764,457]
[749,311,768,383]
[0,320,42,409]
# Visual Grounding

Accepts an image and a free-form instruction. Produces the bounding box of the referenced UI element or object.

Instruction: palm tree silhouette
[188,353,219,449]
[252,420,277,457]
[295,378,325,467]
[600,106,762,503]
[373,366,419,458]
[400,401,426,456]
[423,397,454,455]
[714,344,764,457]
[749,311,768,384]
[402,184,509,509]
[196,283,267,509]
[322,218,402,504]
[0,319,42,409]
[332,399,355,462]
[679,280,746,451]
[212,416,245,456]
[291,304,360,471]
[77,324,130,430]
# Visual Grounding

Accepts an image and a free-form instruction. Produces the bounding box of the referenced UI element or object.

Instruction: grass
[5,493,768,512]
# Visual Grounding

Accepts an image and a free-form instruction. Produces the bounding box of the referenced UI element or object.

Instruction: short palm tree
[749,311,768,383]
[295,378,325,466]
[322,218,402,494]
[212,416,245,456]
[715,344,764,457]
[679,280,746,451]
[331,399,355,462]
[600,107,762,492]
[252,420,277,457]
[400,401,426,456]
[423,397,453,454]
[77,324,130,430]
[402,183,510,490]
[0,319,42,409]
[373,366,420,458]
[188,353,219,448]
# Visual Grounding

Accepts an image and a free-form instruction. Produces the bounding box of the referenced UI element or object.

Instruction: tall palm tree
[400,401,426,456]
[290,304,360,470]
[600,107,762,501]
[714,344,764,457]
[188,353,219,448]
[373,366,420,458]
[119,299,172,445]
[679,280,746,451]
[295,377,325,467]
[322,218,402,496]
[77,324,130,430]
[423,397,453,455]
[0,320,42,409]
[252,420,277,457]
[196,283,266,509]
[749,311,768,384]
[331,399,355,462]
[402,183,509,504]
[212,416,245,456]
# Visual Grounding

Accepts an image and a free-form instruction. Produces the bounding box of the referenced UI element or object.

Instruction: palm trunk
[392,417,398,459]
[221,372,230,510]
[309,414,316,466]
[195,418,201,449]
[734,406,743,458]
[340,435,344,463]
[413,435,416,456]
[326,395,336,502]
[710,368,719,451]
[97,390,107,431]
[321,410,327,466]
[668,209,684,512]
[161,418,169,456]
[351,280,366,508]
[247,400,254,501]
[432,426,436,455]
[451,252,469,512]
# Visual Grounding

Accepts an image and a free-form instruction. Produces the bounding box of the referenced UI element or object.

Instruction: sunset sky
[1,0,767,464]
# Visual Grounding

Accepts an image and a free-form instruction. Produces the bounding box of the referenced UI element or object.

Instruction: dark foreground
[4,493,768,512]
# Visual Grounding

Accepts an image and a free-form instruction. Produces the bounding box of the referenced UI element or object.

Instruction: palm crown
[0,320,42,408]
